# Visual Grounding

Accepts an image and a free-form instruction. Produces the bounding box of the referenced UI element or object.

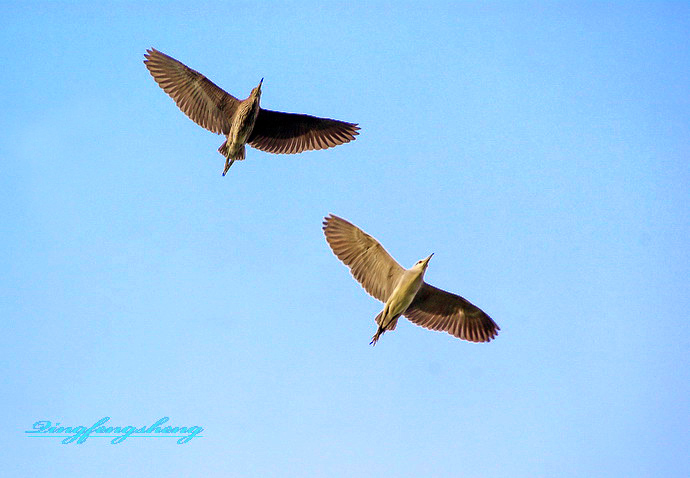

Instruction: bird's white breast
[386,268,425,316]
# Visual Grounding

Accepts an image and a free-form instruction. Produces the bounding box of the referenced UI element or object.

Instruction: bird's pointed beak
[258,78,263,89]
[423,253,434,265]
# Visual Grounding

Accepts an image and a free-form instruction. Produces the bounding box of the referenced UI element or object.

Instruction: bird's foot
[370,331,382,346]
[222,158,235,176]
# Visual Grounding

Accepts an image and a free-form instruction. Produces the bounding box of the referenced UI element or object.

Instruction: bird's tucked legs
[370,327,385,346]
[222,157,235,176]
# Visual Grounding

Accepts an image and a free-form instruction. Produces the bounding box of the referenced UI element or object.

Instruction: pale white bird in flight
[323,214,500,345]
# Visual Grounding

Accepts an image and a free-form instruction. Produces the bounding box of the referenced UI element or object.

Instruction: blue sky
[2,2,688,476]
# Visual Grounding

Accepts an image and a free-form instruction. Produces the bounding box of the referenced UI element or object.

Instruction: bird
[322,214,499,345]
[143,48,360,175]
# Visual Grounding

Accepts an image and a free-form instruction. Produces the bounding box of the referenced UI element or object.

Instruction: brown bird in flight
[323,214,499,345]
[144,48,359,175]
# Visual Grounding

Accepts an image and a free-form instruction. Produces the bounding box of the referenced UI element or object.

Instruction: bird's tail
[219,141,245,176]
[375,311,398,331]
[218,140,229,157]
[371,311,398,346]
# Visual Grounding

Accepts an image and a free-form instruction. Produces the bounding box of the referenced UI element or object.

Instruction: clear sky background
[2,2,688,477]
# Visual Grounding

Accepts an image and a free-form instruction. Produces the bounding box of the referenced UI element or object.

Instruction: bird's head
[414,253,434,271]
[250,78,263,101]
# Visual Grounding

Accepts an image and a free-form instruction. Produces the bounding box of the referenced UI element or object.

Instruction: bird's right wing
[144,48,239,135]
[249,109,359,154]
[404,283,500,343]
[323,214,405,303]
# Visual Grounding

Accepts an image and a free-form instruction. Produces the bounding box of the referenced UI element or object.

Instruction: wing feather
[144,48,239,135]
[322,214,404,303]
[249,109,359,154]
[404,283,500,343]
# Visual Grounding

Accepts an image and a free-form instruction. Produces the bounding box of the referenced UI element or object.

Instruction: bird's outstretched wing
[249,109,359,154]
[404,283,500,342]
[144,48,239,135]
[323,214,404,303]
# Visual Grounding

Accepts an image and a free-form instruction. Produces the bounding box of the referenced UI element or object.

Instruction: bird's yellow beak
[423,253,434,265]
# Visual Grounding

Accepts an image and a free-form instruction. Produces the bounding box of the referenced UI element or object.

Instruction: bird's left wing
[249,109,359,154]
[404,283,500,343]
[323,214,404,303]
[144,48,239,135]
